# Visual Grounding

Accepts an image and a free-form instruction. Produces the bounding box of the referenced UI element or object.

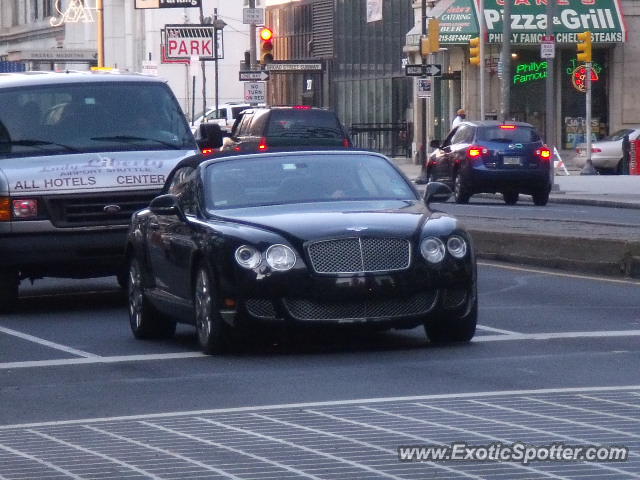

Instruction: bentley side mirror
[149,194,185,220]
[424,181,452,206]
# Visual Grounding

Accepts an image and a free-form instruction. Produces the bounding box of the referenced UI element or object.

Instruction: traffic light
[260,27,274,65]
[469,37,480,66]
[420,18,440,56]
[576,31,592,63]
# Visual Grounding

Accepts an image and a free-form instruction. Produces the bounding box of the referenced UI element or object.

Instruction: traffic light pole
[478,0,485,120]
[581,61,596,174]
[249,0,257,67]
[419,0,428,168]
[500,0,511,122]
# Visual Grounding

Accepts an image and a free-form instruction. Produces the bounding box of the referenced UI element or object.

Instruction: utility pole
[419,0,427,167]
[249,0,257,67]
[96,0,104,67]
[500,0,511,122]
[478,0,485,120]
[198,3,206,122]
[544,0,556,183]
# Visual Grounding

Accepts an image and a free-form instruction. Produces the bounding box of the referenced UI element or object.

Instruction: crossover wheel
[0,271,19,313]
[424,296,478,344]
[128,257,176,339]
[193,264,229,354]
[453,172,470,204]
[532,189,550,206]
[503,191,519,205]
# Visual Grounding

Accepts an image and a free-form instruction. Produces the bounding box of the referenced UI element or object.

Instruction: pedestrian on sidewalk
[452,109,466,128]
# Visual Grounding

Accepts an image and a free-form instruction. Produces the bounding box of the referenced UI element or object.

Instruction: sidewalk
[392,156,640,209]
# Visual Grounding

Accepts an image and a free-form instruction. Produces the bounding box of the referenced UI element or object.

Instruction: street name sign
[243,8,264,25]
[405,64,424,76]
[135,0,200,9]
[265,63,323,72]
[244,82,267,104]
[239,70,270,81]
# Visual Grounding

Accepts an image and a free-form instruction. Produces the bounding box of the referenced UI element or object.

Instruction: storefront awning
[406,0,625,46]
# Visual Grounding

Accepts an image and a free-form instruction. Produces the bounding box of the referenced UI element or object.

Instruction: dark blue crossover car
[426,120,552,206]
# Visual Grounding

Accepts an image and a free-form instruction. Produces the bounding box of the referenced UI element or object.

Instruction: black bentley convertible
[125,150,477,353]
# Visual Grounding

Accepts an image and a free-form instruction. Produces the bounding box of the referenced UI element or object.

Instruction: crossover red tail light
[258,137,268,150]
[499,124,517,130]
[536,147,552,161]
[592,147,602,153]
[467,145,488,158]
[343,137,352,148]
[201,148,214,155]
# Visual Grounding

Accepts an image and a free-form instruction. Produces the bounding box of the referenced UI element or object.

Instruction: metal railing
[349,122,410,158]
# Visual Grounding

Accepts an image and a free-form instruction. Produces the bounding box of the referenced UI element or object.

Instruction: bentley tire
[194,264,229,354]
[0,270,19,313]
[424,296,478,344]
[127,257,175,339]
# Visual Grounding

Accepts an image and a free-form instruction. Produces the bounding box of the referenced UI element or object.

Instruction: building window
[43,0,53,18]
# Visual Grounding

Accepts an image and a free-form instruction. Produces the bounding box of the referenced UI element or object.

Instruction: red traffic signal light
[260,27,273,42]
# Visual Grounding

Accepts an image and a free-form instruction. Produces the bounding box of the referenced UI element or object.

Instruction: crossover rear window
[477,126,540,143]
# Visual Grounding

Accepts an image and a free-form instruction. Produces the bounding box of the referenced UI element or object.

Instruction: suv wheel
[0,271,19,313]
[503,192,519,205]
[532,189,550,206]
[453,172,470,204]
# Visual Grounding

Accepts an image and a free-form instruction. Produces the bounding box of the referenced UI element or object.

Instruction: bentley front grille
[307,237,411,274]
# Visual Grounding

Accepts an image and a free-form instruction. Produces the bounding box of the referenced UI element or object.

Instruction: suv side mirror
[430,139,441,149]
[196,123,224,151]
[424,182,452,206]
[149,194,185,220]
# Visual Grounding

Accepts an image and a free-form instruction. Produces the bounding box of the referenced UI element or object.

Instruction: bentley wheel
[424,296,478,344]
[0,270,19,313]
[453,172,470,204]
[194,264,228,354]
[128,257,175,339]
[503,191,519,205]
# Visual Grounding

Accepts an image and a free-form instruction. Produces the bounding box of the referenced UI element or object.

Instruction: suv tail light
[536,146,552,161]
[467,145,488,158]
[258,137,268,150]
[0,197,10,221]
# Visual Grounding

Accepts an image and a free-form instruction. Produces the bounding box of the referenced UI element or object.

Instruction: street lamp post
[213,12,227,122]
[97,0,105,67]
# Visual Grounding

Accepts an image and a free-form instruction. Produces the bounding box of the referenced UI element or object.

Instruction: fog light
[420,237,446,264]
[12,199,38,218]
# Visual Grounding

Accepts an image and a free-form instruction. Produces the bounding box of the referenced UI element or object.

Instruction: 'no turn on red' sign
[244,82,266,104]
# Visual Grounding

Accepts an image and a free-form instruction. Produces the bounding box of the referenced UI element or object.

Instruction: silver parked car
[573,128,640,174]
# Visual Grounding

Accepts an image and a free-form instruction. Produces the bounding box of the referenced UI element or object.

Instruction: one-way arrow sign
[404,64,442,77]
[424,64,442,77]
[239,70,270,82]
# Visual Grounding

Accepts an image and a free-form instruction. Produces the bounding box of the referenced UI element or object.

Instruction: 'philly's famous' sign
[483,0,626,44]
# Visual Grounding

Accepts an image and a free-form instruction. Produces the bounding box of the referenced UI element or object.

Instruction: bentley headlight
[420,237,446,264]
[446,236,468,259]
[235,245,262,269]
[266,244,297,271]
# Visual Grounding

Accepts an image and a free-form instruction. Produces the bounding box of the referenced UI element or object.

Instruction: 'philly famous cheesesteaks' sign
[483,0,625,44]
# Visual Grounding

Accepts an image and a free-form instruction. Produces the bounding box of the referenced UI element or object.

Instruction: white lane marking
[0,351,206,370]
[523,397,640,425]
[0,326,99,359]
[470,399,640,439]
[578,395,640,408]
[143,421,326,480]
[196,417,420,480]
[474,330,640,342]
[360,406,572,480]
[86,425,244,480]
[0,441,85,479]
[478,261,640,285]
[2,385,639,431]
[414,403,640,477]
[28,430,163,479]
[251,413,489,480]
[476,325,521,335]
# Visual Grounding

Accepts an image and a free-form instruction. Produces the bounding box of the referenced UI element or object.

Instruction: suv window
[266,110,344,139]
[477,125,540,143]
[0,82,194,158]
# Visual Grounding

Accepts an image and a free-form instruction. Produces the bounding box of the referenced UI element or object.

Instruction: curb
[469,229,640,279]
[472,192,640,210]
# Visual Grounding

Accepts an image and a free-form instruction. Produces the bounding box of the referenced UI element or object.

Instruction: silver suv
[0,71,198,310]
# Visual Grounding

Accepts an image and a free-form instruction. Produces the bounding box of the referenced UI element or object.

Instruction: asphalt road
[1,264,639,479]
